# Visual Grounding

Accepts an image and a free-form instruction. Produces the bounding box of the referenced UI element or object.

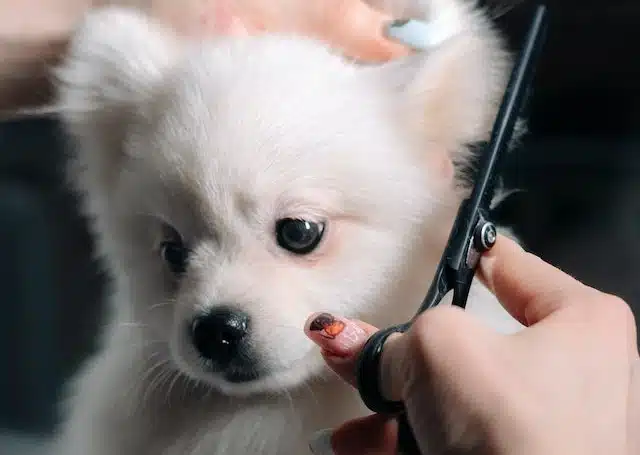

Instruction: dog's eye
[275,218,325,255]
[160,239,190,275]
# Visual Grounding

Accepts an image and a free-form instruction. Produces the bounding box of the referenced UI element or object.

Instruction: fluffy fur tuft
[52,1,523,454]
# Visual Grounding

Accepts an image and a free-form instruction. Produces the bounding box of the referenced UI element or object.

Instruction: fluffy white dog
[52,0,523,453]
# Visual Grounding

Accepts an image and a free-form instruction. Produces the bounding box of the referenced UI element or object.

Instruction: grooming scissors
[355,5,549,454]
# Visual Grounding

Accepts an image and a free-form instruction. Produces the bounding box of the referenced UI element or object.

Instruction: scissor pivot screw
[475,221,497,252]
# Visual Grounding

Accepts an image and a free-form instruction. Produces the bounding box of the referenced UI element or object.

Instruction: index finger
[478,235,592,326]
[304,313,380,387]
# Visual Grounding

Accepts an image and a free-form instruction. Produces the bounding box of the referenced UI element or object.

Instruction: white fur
[52,1,523,454]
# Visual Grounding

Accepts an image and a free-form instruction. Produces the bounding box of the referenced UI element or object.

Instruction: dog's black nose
[191,307,250,368]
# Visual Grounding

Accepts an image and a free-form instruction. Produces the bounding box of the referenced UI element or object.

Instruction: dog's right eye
[160,239,190,275]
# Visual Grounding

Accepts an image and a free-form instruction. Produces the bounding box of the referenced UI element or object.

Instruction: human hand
[231,0,411,61]
[146,0,411,61]
[304,235,640,454]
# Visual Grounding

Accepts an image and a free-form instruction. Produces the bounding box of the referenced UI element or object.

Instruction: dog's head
[56,4,508,396]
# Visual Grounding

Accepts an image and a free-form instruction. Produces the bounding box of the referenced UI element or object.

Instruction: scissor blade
[464,5,549,231]
[413,5,549,318]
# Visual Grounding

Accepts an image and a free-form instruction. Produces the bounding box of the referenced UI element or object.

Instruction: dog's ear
[369,2,510,180]
[57,7,180,130]
[56,7,180,209]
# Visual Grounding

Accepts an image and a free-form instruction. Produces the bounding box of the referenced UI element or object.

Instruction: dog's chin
[171,345,328,397]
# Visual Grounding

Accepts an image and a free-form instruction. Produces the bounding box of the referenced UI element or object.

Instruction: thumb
[478,235,592,326]
[309,413,397,455]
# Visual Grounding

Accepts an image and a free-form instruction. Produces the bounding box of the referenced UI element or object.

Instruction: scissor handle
[355,324,408,415]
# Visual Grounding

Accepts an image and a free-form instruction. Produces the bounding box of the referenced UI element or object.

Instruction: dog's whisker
[484,0,526,20]
[143,364,174,407]
[300,380,321,408]
[139,358,171,387]
[283,390,297,419]
[148,301,176,312]
[166,370,185,406]
[123,356,170,411]
[162,369,179,406]
[143,351,163,363]
[128,340,167,352]
[146,370,171,406]
[269,323,306,333]
[182,374,200,402]
[117,321,147,328]
[184,374,203,400]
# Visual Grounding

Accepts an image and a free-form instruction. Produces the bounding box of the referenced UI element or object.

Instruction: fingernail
[384,19,429,50]
[384,14,460,50]
[305,313,368,358]
[309,428,334,455]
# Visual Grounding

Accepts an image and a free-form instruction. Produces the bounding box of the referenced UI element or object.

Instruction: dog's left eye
[160,239,190,275]
[275,218,325,255]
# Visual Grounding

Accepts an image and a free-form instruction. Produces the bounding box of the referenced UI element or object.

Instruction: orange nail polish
[309,313,346,339]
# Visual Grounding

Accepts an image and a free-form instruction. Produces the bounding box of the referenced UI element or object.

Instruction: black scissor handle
[355,324,408,415]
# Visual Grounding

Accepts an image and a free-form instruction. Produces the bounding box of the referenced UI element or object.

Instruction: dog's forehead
[146,38,410,200]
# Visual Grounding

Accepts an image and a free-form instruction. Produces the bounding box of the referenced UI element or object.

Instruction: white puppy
[52,0,522,453]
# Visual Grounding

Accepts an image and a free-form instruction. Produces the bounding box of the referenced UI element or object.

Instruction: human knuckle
[531,287,573,307]
[594,294,635,323]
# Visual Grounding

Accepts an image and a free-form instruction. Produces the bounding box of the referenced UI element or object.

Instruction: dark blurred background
[1,0,639,452]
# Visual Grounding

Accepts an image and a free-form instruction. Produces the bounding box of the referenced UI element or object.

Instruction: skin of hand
[145,0,410,61]
[304,235,640,455]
